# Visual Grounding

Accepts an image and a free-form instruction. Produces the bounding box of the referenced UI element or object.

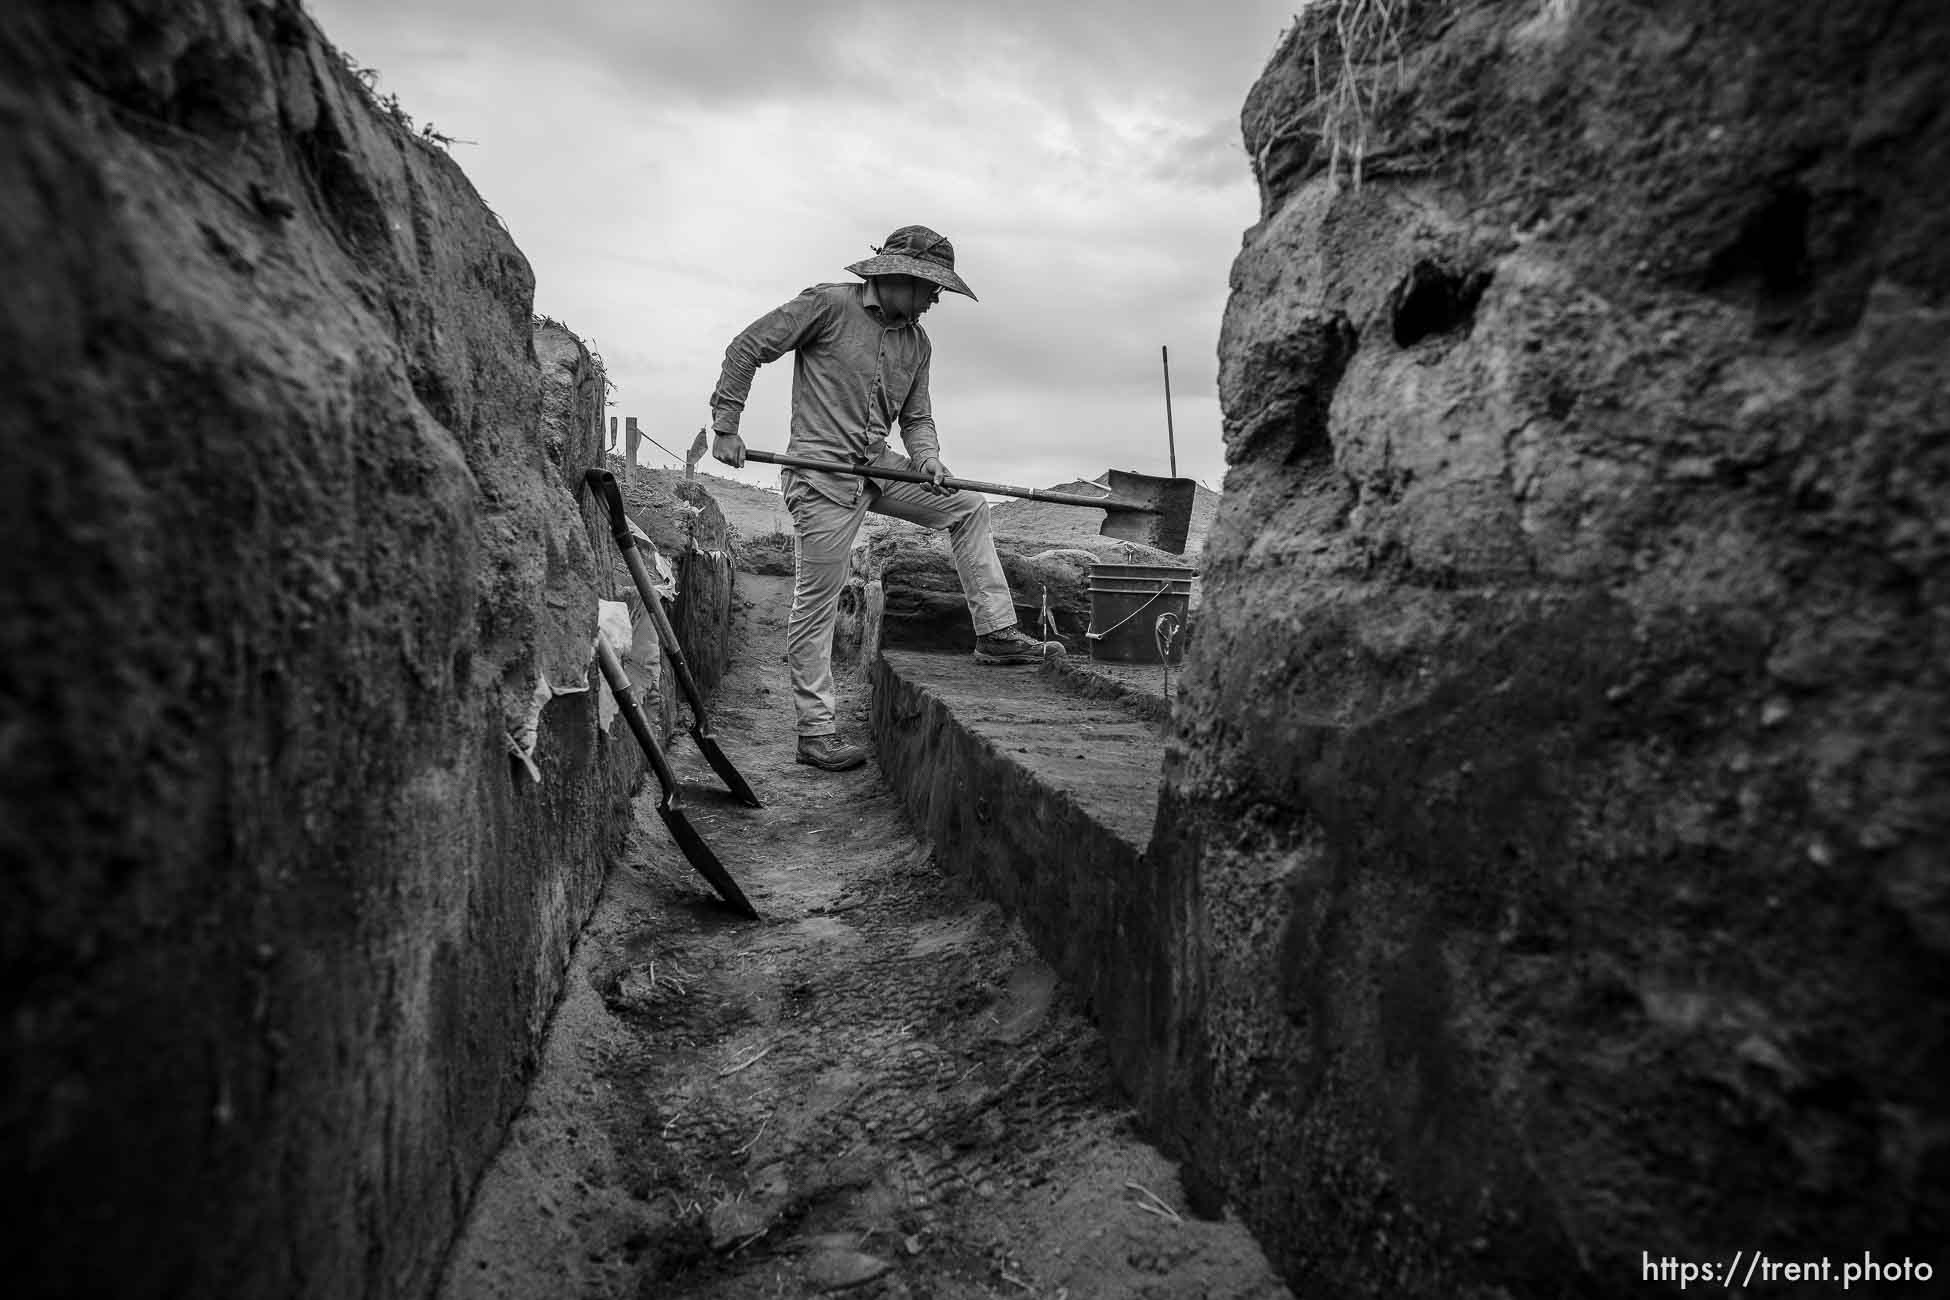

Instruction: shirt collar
[859,280,911,331]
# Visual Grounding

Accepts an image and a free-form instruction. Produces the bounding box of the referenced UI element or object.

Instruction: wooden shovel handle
[584,470,714,722]
[741,449,1158,515]
[593,637,682,802]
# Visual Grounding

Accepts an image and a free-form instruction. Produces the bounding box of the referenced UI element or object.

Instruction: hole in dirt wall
[1390,261,1492,347]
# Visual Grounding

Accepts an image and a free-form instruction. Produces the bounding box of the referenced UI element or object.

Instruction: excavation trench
[16,2,1946,1294]
[438,568,1281,1299]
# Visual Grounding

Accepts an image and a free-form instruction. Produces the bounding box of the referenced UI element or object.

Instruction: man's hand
[917,456,953,496]
[712,431,746,468]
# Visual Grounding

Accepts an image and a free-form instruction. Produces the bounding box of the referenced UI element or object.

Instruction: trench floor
[435,573,1287,1300]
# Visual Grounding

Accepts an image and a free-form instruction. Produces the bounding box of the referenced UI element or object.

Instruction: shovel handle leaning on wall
[584,469,761,808]
[593,637,758,919]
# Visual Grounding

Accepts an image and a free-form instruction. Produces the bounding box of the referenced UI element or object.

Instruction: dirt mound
[840,527,1188,657]
[632,467,796,575]
[658,468,794,544]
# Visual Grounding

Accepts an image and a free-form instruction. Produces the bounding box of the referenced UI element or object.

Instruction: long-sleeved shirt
[709,280,938,506]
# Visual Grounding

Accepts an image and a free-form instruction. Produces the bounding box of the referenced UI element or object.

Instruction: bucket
[1086,563,1194,664]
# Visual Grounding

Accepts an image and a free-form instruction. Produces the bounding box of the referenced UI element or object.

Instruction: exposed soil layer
[868,648,1187,1144]
[1170,0,1950,1295]
[2,5,644,1297]
[1036,656,1181,730]
[438,576,1287,1300]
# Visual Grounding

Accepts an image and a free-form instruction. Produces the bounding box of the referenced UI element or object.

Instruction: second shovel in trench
[586,468,762,809]
[593,637,758,919]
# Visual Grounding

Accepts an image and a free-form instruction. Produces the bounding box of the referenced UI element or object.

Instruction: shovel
[585,469,762,808]
[594,637,758,919]
[729,445,1198,556]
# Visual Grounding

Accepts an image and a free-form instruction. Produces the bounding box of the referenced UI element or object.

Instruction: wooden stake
[855,579,885,683]
[624,416,640,489]
[1160,345,1178,478]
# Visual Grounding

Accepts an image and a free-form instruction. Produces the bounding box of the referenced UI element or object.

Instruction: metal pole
[1160,345,1178,478]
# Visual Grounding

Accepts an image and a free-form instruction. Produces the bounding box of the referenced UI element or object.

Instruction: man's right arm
[709,288,827,466]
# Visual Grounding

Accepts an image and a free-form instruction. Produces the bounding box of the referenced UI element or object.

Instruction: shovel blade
[1096,470,1198,555]
[595,636,758,918]
[658,802,759,918]
[694,729,763,808]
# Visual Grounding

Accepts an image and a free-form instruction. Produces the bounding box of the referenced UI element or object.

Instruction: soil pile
[647,468,795,574]
[842,525,1185,658]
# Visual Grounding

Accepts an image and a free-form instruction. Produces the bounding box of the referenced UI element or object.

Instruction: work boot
[796,734,869,772]
[973,624,1064,666]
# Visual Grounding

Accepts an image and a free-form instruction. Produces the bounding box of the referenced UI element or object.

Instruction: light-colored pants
[783,445,1016,737]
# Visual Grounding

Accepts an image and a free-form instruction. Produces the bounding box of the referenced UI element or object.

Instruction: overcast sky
[302,0,1297,495]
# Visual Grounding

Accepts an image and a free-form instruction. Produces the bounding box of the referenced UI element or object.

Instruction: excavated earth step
[868,650,1178,1103]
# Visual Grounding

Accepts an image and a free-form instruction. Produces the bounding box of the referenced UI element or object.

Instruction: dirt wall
[870,650,1175,1115]
[612,465,739,699]
[0,4,642,1297]
[1163,0,1949,1294]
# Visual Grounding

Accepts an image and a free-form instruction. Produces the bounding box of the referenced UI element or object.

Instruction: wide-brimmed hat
[845,225,977,301]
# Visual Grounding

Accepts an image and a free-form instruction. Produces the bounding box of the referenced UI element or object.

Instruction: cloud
[301,0,1297,496]
[309,0,1297,117]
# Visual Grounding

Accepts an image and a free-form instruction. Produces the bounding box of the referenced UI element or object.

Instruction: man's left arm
[897,347,952,494]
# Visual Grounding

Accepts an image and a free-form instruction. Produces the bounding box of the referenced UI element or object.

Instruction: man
[709,224,1061,772]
